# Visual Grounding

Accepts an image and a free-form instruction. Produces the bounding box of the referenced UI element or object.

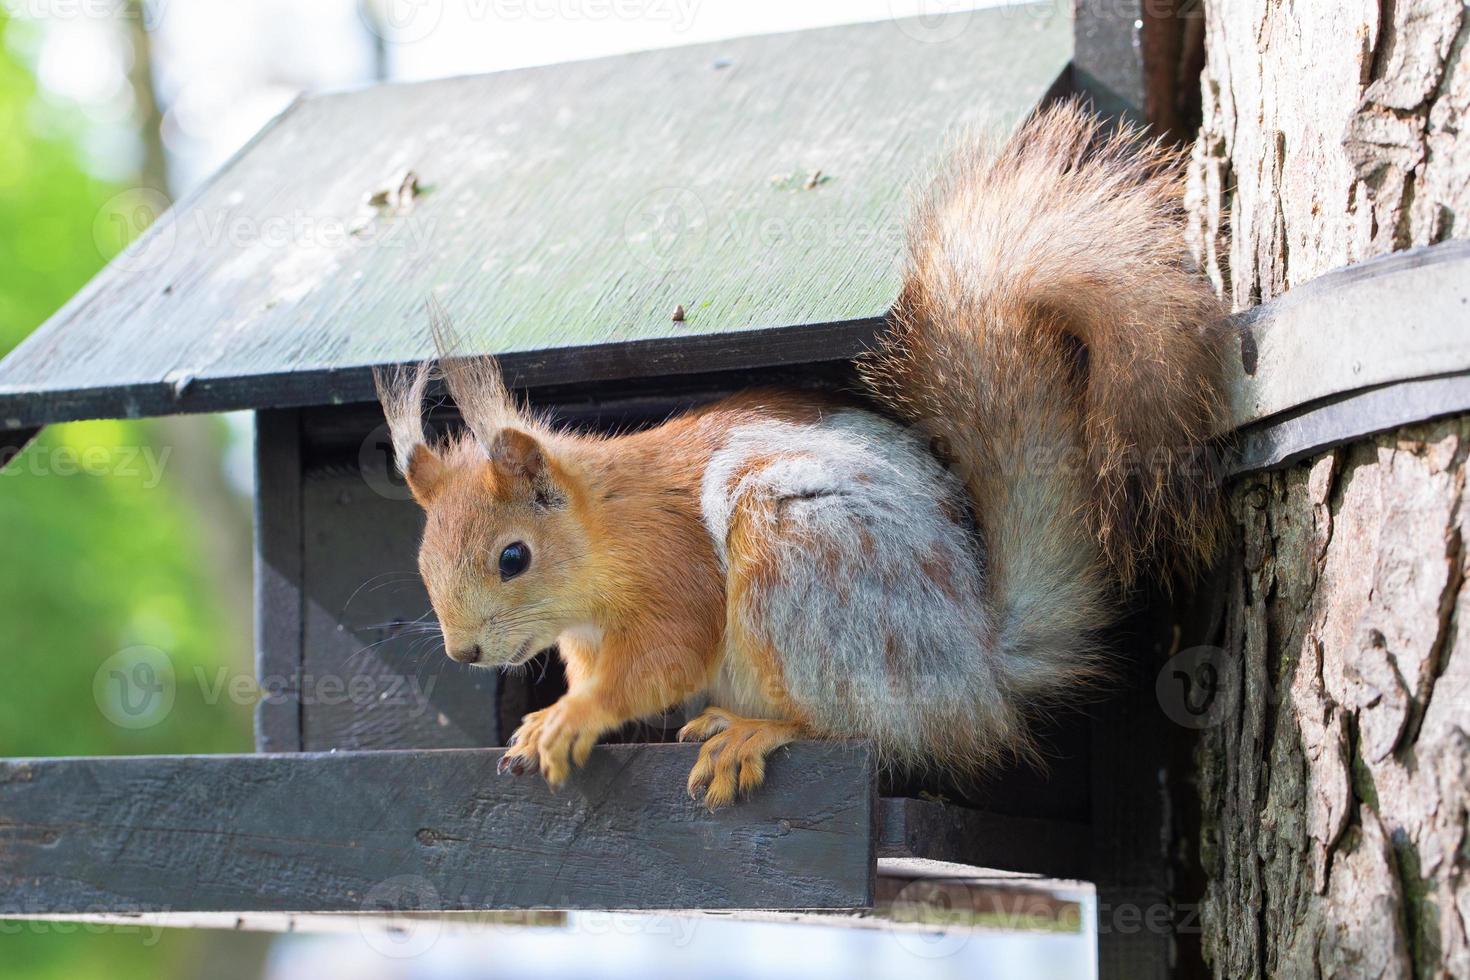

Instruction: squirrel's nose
[448,643,482,665]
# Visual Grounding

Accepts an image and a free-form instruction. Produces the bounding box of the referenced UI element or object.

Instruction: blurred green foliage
[0,10,254,979]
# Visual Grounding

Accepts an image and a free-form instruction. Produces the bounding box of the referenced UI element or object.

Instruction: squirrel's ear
[486,428,544,482]
[486,429,565,508]
[403,443,447,507]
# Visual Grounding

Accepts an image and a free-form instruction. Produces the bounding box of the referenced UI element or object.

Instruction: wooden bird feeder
[5,4,1468,974]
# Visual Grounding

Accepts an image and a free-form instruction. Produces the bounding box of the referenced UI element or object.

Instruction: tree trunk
[1183,1,1470,976]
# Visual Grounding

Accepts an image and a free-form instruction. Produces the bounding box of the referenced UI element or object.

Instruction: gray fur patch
[699,410,1019,768]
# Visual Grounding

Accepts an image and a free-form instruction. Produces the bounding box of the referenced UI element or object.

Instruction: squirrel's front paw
[680,710,802,810]
[498,698,607,788]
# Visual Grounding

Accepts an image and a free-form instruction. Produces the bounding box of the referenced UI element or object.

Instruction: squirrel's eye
[498,542,531,581]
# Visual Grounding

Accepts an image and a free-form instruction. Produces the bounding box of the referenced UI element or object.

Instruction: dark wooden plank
[1,319,883,432]
[0,425,41,472]
[0,743,875,914]
[1091,618,1177,979]
[297,459,500,750]
[1073,0,1144,119]
[0,6,1070,428]
[876,798,1090,882]
[252,409,303,753]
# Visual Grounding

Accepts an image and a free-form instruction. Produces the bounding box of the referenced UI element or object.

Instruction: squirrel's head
[374,322,593,668]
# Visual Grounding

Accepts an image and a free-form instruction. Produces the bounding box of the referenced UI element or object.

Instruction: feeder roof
[0,5,1070,431]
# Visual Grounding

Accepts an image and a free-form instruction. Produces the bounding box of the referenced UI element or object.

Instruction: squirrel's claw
[502,698,608,789]
[500,707,549,778]
[683,713,802,810]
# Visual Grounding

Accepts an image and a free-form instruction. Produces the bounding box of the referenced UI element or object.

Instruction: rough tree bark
[1183,1,1470,977]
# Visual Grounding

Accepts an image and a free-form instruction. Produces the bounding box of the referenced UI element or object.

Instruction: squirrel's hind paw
[682,712,802,810]
[677,706,738,742]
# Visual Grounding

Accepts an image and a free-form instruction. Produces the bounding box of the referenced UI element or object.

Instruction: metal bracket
[1224,239,1470,475]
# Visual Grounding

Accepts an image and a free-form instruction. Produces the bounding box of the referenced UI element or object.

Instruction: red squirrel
[374,102,1225,808]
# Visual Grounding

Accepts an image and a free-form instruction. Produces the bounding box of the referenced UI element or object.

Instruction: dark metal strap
[1224,239,1470,476]
[1230,372,1470,475]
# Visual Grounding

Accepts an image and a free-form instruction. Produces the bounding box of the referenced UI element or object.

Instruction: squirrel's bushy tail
[861,100,1224,701]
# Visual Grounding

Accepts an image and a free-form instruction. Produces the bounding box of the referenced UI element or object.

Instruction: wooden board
[252,409,304,752]
[297,460,501,750]
[0,743,875,914]
[0,6,1071,430]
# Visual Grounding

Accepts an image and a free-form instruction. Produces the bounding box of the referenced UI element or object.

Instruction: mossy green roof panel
[0,5,1071,427]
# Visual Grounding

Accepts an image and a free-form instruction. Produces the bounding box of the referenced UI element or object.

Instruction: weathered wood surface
[1073,0,1145,119]
[297,458,500,750]
[1182,1,1470,976]
[252,409,303,752]
[0,6,1070,430]
[0,743,875,913]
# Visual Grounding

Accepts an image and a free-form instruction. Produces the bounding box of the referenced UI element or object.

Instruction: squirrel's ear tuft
[403,443,447,507]
[374,359,442,509]
[429,300,526,448]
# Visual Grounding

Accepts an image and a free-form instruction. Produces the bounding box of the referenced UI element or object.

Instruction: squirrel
[374,101,1226,809]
